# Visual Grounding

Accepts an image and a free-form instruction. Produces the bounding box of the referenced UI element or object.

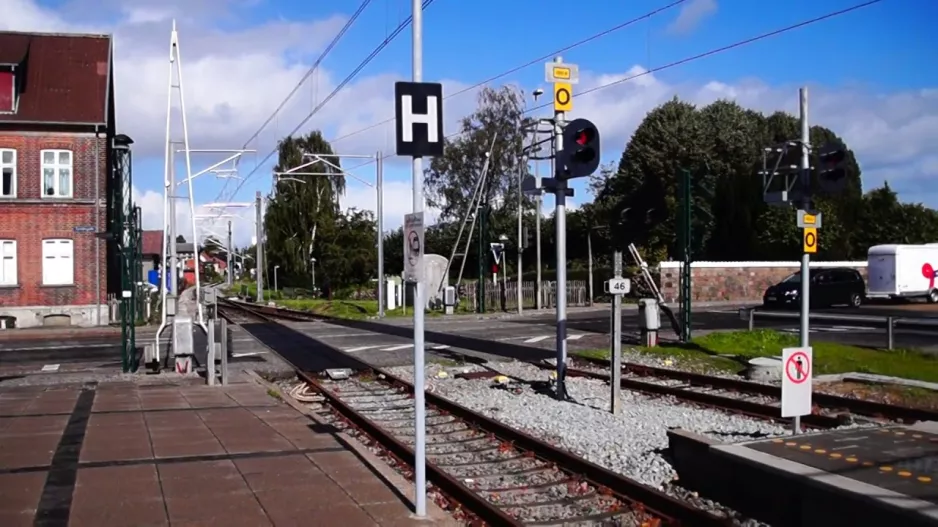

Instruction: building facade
[0,31,117,328]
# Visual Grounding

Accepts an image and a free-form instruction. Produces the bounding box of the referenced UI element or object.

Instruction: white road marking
[231,352,264,358]
[430,345,451,350]
[344,345,383,353]
[566,334,586,341]
[382,344,414,351]
[523,336,551,344]
[41,364,60,372]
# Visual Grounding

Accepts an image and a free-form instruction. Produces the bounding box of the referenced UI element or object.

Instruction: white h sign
[400,95,439,144]
[395,81,444,158]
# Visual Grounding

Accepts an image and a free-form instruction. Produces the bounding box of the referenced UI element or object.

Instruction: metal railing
[739,307,938,350]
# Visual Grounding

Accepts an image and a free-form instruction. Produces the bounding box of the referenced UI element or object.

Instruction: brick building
[0,31,117,328]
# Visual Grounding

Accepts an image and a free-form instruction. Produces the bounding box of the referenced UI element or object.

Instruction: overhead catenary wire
[331,0,887,172]
[215,0,375,201]
[217,0,436,207]
[328,0,691,146]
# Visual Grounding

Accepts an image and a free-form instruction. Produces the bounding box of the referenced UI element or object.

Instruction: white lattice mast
[156,20,203,357]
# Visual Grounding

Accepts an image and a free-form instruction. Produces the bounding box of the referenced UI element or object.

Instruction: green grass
[576,329,938,383]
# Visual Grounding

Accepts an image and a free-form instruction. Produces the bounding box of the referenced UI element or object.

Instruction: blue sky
[8,0,938,245]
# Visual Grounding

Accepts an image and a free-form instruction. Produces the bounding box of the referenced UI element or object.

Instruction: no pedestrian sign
[403,212,425,283]
[781,346,813,418]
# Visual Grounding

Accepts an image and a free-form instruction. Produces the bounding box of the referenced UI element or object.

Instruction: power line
[217,0,436,206]
[328,0,691,146]
[351,0,886,169]
[215,0,374,201]
[242,0,374,150]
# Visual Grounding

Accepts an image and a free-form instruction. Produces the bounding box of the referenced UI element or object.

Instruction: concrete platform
[0,379,453,526]
[669,425,938,527]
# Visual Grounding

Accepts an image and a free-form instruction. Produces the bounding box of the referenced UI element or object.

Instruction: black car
[763,267,866,308]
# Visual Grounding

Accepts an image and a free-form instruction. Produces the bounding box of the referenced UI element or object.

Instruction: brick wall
[657,261,868,303]
[0,132,108,312]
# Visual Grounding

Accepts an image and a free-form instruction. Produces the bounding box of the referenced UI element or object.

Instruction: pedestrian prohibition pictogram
[786,351,811,384]
[781,346,812,418]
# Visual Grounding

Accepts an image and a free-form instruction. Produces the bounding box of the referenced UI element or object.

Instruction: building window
[41,150,72,198]
[0,240,15,286]
[0,149,13,197]
[42,239,74,286]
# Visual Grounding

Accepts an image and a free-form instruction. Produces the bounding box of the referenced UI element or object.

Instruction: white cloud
[6,0,938,231]
[666,0,718,35]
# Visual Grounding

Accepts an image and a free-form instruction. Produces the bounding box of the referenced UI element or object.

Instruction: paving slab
[0,379,455,526]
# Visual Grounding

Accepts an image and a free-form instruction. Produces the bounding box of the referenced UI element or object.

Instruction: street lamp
[274,265,280,292]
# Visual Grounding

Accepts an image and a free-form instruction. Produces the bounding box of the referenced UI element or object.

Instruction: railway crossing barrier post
[887,316,894,351]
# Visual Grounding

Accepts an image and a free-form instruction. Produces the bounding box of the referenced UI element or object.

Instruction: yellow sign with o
[803,227,818,254]
[554,82,572,112]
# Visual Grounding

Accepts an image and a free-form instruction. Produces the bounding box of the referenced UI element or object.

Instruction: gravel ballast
[386,360,870,491]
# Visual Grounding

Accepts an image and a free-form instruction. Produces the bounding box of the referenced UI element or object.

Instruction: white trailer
[867,244,938,303]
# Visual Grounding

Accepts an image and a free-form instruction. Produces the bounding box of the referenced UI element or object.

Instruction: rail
[218,298,728,526]
[740,307,938,350]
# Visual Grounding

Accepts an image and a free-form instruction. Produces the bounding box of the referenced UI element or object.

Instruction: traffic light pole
[552,58,569,401]
[795,87,811,436]
[679,168,692,343]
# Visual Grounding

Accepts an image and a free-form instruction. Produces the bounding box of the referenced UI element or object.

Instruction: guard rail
[739,307,938,351]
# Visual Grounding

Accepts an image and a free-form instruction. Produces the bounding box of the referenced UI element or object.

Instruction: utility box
[638,299,661,330]
[203,288,216,304]
[172,316,194,374]
[638,298,660,348]
[443,286,456,315]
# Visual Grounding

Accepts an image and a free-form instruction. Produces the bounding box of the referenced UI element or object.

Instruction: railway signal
[557,118,601,180]
[816,143,848,193]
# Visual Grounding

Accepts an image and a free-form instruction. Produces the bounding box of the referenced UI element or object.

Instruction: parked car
[763,267,866,308]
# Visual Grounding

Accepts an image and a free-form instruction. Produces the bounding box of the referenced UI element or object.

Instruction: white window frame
[0,148,14,198]
[0,240,15,286]
[40,149,73,198]
[42,239,74,286]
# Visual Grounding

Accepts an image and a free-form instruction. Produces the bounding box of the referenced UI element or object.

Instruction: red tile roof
[141,230,163,256]
[0,31,111,125]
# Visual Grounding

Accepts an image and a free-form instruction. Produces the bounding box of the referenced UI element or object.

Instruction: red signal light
[491,264,499,274]
[576,131,588,146]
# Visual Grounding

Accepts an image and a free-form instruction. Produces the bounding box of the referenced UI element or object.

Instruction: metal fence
[459,280,590,312]
[740,307,938,351]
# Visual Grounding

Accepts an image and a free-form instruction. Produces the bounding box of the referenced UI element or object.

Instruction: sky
[4,0,937,247]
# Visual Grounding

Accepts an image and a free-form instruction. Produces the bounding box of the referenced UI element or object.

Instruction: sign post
[606,251,629,415]
[395,3,444,512]
[782,346,813,433]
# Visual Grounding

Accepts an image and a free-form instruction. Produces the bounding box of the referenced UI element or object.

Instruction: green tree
[264,131,344,287]
[317,208,378,290]
[425,86,531,224]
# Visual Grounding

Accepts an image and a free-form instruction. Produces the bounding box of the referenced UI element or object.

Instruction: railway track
[567,357,938,426]
[217,299,729,526]
[220,297,936,426]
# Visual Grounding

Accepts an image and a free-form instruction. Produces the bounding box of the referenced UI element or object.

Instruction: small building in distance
[0,30,118,328]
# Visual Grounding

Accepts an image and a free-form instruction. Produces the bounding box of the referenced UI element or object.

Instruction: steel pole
[517,165,523,314]
[377,152,385,317]
[535,162,542,310]
[410,0,427,515]
[255,191,264,303]
[226,220,233,286]
[553,56,568,400]
[796,86,810,436]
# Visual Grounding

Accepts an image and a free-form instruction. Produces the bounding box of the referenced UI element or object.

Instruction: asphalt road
[2,303,936,376]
